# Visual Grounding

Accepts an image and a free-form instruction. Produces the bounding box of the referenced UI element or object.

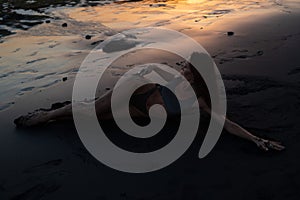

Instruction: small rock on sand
[227,31,234,36]
[62,23,68,27]
[149,4,166,7]
[257,50,264,56]
[85,35,92,40]
[62,77,67,82]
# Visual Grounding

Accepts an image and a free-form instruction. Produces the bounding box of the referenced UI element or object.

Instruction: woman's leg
[14,89,147,127]
[197,97,285,151]
[14,102,73,127]
[14,90,113,127]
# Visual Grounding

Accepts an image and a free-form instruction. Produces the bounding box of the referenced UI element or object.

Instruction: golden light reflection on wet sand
[65,1,284,34]
[63,0,288,45]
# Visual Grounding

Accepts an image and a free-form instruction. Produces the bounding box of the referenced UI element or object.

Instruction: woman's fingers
[268,141,285,151]
[256,141,269,151]
[254,138,285,152]
[261,144,269,151]
[264,140,285,151]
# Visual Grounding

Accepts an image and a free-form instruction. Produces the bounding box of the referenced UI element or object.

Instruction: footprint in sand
[288,67,300,75]
[212,49,264,64]
[3,159,66,200]
[26,58,47,64]
[18,69,38,74]
[20,87,35,92]
[16,87,35,97]
[22,159,63,174]
[33,72,56,80]
[39,79,61,88]
[154,20,171,27]
[12,48,21,53]
[0,71,15,79]
[10,183,61,200]
[72,147,100,166]
[0,102,15,112]
[28,51,38,56]
[223,74,284,95]
[48,42,60,48]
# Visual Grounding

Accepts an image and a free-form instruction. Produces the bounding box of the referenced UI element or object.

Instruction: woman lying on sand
[14,53,285,152]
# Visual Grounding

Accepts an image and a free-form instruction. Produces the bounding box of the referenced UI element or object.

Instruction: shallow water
[0,0,299,111]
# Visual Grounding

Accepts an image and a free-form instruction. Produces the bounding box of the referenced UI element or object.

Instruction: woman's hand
[253,137,285,151]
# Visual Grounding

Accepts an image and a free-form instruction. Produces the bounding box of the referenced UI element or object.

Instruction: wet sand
[0,0,300,199]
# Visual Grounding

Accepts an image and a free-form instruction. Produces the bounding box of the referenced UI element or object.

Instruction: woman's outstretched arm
[197,97,285,151]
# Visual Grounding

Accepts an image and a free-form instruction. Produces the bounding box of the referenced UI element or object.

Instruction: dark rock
[62,77,67,82]
[149,3,166,7]
[45,20,51,23]
[257,50,264,56]
[85,35,92,40]
[62,23,68,27]
[227,31,234,36]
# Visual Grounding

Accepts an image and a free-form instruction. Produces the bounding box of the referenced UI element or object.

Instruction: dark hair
[186,61,211,109]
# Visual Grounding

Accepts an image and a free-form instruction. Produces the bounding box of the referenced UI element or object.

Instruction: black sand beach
[0,0,300,199]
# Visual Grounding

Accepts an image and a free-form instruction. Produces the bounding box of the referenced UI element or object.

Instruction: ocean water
[0,0,299,111]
